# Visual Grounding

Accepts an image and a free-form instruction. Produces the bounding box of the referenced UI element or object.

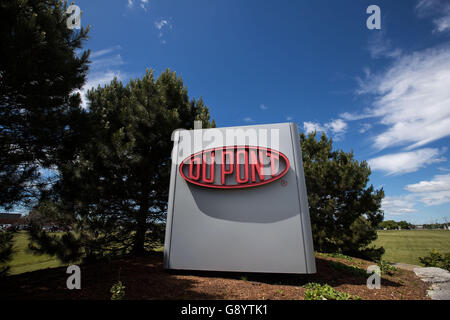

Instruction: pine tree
[30,69,215,261]
[0,0,90,274]
[300,132,385,261]
[0,0,90,209]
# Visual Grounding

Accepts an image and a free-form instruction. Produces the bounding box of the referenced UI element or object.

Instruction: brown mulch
[0,252,429,300]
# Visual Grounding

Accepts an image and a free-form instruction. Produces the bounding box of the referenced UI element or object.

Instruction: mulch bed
[0,252,429,300]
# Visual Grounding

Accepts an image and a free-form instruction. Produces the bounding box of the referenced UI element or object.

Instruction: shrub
[377,260,397,275]
[419,249,450,271]
[303,283,361,300]
[350,246,385,262]
[110,281,126,300]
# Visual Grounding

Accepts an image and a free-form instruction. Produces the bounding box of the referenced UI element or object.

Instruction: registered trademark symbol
[281,179,288,187]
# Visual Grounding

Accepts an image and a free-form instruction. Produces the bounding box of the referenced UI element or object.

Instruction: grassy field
[374,230,450,265]
[7,231,66,275]
[5,231,164,275]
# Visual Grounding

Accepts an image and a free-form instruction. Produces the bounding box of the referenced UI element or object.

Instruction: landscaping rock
[413,267,450,283]
[413,267,450,300]
[427,282,450,300]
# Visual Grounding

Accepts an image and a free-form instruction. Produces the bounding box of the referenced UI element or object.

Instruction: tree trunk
[133,199,149,256]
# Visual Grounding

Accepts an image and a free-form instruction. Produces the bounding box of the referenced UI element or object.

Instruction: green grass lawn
[374,230,450,266]
[5,231,164,275]
[7,231,66,275]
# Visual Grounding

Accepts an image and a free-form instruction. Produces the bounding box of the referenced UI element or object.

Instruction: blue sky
[73,0,450,224]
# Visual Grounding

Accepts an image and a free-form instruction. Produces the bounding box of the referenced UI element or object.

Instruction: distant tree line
[378,220,450,230]
[378,220,415,230]
[421,223,449,230]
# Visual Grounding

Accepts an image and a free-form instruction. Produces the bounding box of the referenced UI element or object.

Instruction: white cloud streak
[90,45,122,59]
[76,46,127,108]
[416,0,450,33]
[155,19,168,30]
[359,123,372,133]
[127,0,149,11]
[367,31,402,59]
[382,195,417,215]
[368,148,446,175]
[303,119,348,140]
[357,45,450,151]
[303,121,325,134]
[405,174,450,205]
[154,19,172,43]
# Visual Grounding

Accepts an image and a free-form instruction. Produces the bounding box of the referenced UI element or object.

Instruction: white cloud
[357,46,450,151]
[90,45,122,59]
[127,0,149,11]
[359,123,372,133]
[434,15,450,33]
[303,121,326,134]
[406,173,450,192]
[405,174,450,205]
[382,195,417,215]
[154,19,172,43]
[91,54,124,69]
[76,46,127,108]
[368,148,446,175]
[286,116,293,121]
[327,119,347,135]
[243,117,254,122]
[259,104,268,110]
[416,0,450,33]
[140,0,149,11]
[367,32,402,59]
[76,71,124,109]
[155,19,168,30]
[303,119,348,140]
[339,111,371,121]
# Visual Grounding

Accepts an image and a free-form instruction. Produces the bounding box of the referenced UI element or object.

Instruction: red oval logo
[179,146,290,189]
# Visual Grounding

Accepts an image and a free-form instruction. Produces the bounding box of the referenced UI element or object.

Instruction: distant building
[0,213,22,229]
[416,225,424,229]
[0,213,22,225]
